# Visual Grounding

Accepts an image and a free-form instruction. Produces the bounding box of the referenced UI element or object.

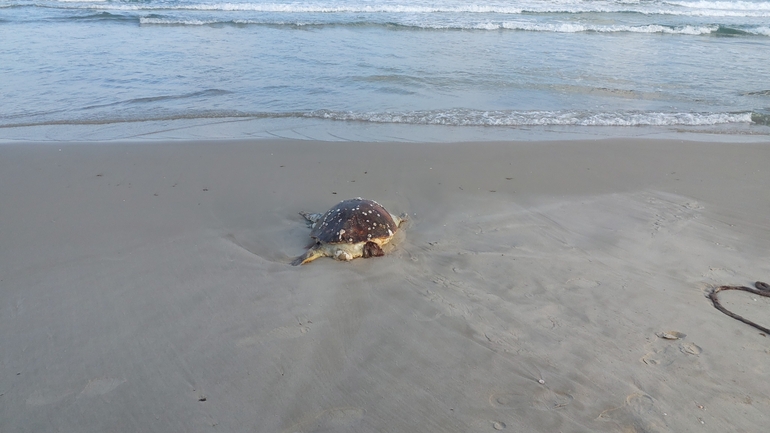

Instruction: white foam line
[497,22,719,34]
[305,109,754,127]
[747,26,770,36]
[137,18,732,36]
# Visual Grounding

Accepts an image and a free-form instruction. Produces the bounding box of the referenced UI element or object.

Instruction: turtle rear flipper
[392,212,408,227]
[292,245,325,266]
[299,211,324,228]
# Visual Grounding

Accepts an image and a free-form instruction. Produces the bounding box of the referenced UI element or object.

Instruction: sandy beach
[1,138,769,432]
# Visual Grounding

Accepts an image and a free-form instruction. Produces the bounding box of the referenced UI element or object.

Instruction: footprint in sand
[490,392,519,408]
[26,390,74,406]
[598,393,667,433]
[480,328,519,353]
[640,348,671,366]
[491,420,507,430]
[532,388,574,410]
[679,342,702,356]
[422,288,470,318]
[565,277,600,290]
[489,387,570,432]
[27,378,125,405]
[282,407,364,433]
[655,331,685,340]
[645,193,702,238]
[641,331,702,365]
[236,325,310,347]
[490,388,573,411]
[80,378,126,397]
[703,267,736,282]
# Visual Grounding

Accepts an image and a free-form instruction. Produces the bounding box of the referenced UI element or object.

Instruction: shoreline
[2,117,770,144]
[2,138,769,432]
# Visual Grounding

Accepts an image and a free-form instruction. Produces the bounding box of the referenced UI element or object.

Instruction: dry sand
[1,138,769,432]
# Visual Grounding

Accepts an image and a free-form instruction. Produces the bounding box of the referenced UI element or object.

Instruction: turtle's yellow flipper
[291,245,325,266]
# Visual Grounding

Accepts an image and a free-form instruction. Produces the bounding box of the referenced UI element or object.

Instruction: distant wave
[79,89,232,110]
[752,111,770,125]
[97,3,527,14]
[66,11,136,22]
[23,1,770,18]
[136,17,769,36]
[664,1,770,11]
[0,89,233,123]
[2,109,758,129]
[423,22,723,35]
[744,89,770,96]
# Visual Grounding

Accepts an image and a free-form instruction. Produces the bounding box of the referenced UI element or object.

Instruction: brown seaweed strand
[708,282,770,335]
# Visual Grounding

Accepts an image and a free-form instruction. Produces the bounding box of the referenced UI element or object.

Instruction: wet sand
[1,138,769,432]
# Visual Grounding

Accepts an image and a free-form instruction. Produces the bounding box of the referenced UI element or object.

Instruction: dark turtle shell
[311,198,398,244]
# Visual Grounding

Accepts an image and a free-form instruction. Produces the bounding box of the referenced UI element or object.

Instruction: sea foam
[305,109,755,127]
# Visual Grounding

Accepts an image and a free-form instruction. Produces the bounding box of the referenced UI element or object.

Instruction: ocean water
[1,0,770,141]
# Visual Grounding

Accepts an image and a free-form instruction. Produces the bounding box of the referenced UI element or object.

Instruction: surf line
[709,281,770,335]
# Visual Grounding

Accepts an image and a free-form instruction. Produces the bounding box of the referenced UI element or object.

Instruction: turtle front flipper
[362,241,384,258]
[291,245,326,266]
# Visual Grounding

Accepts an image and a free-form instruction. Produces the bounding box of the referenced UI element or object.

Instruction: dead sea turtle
[292,198,407,266]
